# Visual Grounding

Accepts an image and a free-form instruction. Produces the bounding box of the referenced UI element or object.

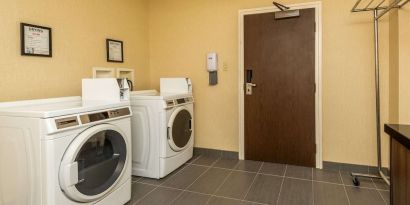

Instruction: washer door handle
[167,127,171,140]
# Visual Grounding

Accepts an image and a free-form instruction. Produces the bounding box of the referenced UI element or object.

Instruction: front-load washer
[0,97,132,205]
[130,90,194,178]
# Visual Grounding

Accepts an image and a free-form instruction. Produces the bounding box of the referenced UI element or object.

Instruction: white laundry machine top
[131,90,194,109]
[131,90,191,100]
[0,96,130,118]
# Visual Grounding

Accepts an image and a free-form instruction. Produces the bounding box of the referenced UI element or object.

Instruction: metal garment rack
[350,0,410,187]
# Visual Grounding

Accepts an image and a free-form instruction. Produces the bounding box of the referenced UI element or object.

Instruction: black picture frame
[106,39,124,63]
[20,23,52,57]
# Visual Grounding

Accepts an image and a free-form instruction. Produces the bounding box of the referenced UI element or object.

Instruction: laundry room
[1,0,410,204]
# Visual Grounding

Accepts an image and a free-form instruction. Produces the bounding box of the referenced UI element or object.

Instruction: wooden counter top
[385,124,410,149]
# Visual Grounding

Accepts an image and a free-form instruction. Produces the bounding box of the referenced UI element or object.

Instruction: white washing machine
[130,90,194,178]
[0,97,132,205]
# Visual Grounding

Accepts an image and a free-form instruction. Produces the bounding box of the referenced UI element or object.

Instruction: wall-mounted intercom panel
[207,52,218,86]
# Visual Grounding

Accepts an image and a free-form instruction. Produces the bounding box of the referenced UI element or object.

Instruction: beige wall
[389,5,410,124]
[148,0,391,166]
[0,0,150,102]
[398,7,410,123]
[1,0,400,167]
[389,9,399,124]
[388,3,410,168]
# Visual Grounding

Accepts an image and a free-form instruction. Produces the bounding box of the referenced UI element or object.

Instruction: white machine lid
[130,90,193,100]
[0,96,130,118]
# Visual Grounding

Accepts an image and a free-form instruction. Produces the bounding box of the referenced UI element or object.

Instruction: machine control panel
[166,97,194,108]
[80,107,131,125]
[166,100,175,107]
[176,97,193,105]
[53,107,131,131]
[55,116,79,129]
[107,108,131,118]
[176,98,186,104]
[184,97,193,103]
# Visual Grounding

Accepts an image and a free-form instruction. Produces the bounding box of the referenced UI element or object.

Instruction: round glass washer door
[59,124,128,202]
[167,107,193,151]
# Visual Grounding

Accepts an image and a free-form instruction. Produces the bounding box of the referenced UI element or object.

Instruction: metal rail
[352,0,410,18]
[348,0,410,187]
[376,0,407,19]
[349,9,389,187]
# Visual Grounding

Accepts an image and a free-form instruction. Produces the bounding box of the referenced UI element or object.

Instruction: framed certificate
[20,23,52,57]
[106,39,124,63]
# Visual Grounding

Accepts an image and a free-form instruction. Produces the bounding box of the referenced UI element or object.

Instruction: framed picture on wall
[20,23,52,57]
[106,39,123,63]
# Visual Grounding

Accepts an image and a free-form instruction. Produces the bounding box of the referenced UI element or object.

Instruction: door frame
[238,1,323,168]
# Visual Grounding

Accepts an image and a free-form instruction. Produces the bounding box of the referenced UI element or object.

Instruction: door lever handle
[245,83,257,95]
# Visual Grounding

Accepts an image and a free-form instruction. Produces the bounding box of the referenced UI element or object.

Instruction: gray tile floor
[127,155,390,205]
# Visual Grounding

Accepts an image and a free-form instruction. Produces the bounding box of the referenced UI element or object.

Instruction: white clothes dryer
[0,97,132,205]
[130,90,194,178]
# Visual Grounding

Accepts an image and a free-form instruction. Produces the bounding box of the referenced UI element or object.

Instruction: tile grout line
[212,195,269,205]
[372,178,388,205]
[339,171,352,205]
[136,171,385,205]
[169,156,221,205]
[344,184,389,191]
[131,183,159,205]
[135,164,389,194]
[314,179,344,186]
[377,189,388,205]
[371,177,390,191]
[275,164,288,205]
[185,155,202,166]
[189,163,388,189]
[312,167,315,205]
[242,162,264,202]
[260,174,388,191]
[191,161,388,183]
[371,177,377,189]
[189,155,202,164]
[136,180,271,205]
[132,159,388,205]
[189,163,306,179]
[131,177,141,184]
[339,171,388,191]
[203,159,238,205]
[156,184,269,205]
[131,159,191,205]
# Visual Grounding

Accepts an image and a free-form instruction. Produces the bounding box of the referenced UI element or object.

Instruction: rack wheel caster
[352,176,360,187]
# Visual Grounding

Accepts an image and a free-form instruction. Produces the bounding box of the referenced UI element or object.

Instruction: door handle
[245,83,257,95]
[167,127,170,139]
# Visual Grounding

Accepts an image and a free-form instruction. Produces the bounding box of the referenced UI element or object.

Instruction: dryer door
[167,107,193,151]
[59,124,127,202]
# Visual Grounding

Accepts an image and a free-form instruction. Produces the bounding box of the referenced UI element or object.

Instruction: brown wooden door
[244,8,316,167]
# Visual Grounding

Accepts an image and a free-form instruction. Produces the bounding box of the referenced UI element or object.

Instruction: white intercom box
[207,52,218,72]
